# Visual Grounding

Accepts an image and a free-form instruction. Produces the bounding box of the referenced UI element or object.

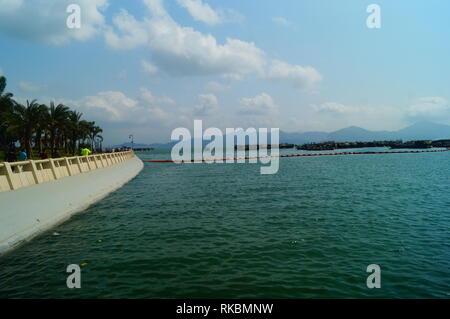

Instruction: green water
[0,148,449,298]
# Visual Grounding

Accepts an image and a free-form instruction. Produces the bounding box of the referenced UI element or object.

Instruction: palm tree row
[0,76,103,160]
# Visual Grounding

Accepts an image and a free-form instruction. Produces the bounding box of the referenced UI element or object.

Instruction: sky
[1,0,450,145]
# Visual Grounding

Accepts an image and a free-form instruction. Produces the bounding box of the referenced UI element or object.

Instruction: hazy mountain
[395,121,450,140]
[281,121,450,144]
[112,121,450,148]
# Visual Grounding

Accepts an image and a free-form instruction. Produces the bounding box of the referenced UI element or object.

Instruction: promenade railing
[0,151,135,192]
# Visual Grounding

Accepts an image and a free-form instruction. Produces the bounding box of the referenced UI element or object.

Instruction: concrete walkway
[0,156,144,256]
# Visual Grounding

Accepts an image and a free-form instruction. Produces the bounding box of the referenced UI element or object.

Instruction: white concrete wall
[0,155,144,256]
[0,151,134,192]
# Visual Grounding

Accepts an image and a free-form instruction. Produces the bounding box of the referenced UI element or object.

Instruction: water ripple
[0,149,449,298]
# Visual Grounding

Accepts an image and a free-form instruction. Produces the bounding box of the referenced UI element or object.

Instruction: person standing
[18,149,27,161]
[6,149,16,163]
[81,148,91,156]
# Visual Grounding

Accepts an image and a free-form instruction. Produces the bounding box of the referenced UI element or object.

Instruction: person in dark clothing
[6,149,17,172]
[6,149,16,162]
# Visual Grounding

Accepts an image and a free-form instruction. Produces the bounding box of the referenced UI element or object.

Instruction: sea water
[0,148,449,298]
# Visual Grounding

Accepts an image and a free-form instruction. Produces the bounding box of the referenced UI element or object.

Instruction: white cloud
[194,93,219,115]
[177,0,221,25]
[0,0,107,45]
[81,91,138,122]
[408,97,449,118]
[139,87,175,105]
[59,90,176,126]
[305,101,409,131]
[19,89,186,144]
[238,93,278,115]
[204,81,229,92]
[105,1,265,77]
[0,0,23,13]
[18,81,47,93]
[176,0,243,25]
[105,9,149,50]
[219,8,244,24]
[104,0,321,90]
[264,60,322,90]
[272,17,292,26]
[221,73,244,81]
[313,102,357,113]
[141,59,159,74]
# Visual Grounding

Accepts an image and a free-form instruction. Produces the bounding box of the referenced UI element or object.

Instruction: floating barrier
[144,148,450,163]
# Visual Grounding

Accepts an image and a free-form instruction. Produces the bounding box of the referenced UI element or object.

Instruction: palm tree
[0,76,105,161]
[12,100,41,157]
[88,122,103,152]
[95,135,104,152]
[48,102,69,157]
[34,104,49,154]
[68,110,83,155]
[0,76,16,154]
[78,120,91,149]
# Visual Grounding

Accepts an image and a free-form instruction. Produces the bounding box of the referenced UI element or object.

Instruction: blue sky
[1,0,450,145]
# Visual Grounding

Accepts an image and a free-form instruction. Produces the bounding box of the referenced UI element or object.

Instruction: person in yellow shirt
[81,148,91,156]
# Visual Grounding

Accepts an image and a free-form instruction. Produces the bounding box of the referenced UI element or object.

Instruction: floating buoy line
[144,148,449,163]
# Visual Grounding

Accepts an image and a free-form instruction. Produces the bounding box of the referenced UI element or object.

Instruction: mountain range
[113,121,450,148]
[279,121,450,144]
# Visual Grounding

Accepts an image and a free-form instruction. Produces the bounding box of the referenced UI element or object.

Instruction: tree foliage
[0,76,103,160]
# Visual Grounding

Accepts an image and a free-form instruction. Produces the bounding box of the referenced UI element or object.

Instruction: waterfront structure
[0,151,143,255]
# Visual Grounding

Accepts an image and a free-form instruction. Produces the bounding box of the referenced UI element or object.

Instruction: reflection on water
[0,148,449,298]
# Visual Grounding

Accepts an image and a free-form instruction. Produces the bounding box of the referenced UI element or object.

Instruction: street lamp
[129,134,134,150]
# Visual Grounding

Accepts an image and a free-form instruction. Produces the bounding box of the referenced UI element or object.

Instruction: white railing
[0,151,135,192]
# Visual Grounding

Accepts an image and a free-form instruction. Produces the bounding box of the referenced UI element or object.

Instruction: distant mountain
[111,121,450,148]
[280,121,450,144]
[395,121,450,141]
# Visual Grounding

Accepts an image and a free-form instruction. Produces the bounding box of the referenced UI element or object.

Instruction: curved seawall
[0,154,143,256]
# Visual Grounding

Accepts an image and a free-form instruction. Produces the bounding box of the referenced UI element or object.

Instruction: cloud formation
[272,17,293,26]
[264,60,322,90]
[105,2,265,78]
[105,0,321,90]
[52,89,176,126]
[194,93,219,116]
[141,59,159,74]
[177,0,221,25]
[204,81,229,92]
[238,93,278,116]
[52,89,182,144]
[313,102,356,113]
[18,81,47,93]
[0,0,107,44]
[407,97,449,119]
[80,91,138,122]
[139,88,175,105]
